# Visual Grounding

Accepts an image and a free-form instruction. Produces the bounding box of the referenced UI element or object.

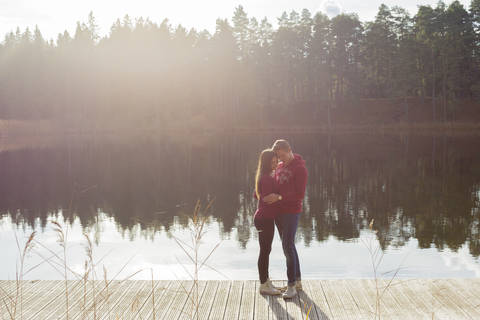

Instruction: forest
[1,1,480,129]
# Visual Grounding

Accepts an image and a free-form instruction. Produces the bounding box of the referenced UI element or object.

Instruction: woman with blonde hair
[254,149,281,295]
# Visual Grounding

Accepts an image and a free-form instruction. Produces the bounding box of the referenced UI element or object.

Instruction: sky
[0,0,473,42]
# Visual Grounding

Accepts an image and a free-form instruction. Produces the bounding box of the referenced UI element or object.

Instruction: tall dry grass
[168,199,225,320]
[0,221,157,320]
[360,220,470,320]
[133,198,225,320]
[1,198,222,320]
[0,231,36,320]
[361,219,409,320]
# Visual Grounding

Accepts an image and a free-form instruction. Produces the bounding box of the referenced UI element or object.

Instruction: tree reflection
[0,133,479,256]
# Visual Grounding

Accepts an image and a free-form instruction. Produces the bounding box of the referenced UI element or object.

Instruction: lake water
[1,132,479,281]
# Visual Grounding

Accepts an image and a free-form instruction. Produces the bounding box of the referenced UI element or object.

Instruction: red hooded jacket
[274,154,308,214]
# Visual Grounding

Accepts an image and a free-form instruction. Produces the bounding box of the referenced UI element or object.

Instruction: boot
[259,281,281,295]
[282,285,297,299]
[295,280,302,291]
[267,278,281,291]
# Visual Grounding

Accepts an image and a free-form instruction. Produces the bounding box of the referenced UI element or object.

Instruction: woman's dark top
[254,174,280,219]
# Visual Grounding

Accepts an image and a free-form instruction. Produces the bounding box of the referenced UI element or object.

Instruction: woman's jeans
[254,217,275,284]
[275,212,301,286]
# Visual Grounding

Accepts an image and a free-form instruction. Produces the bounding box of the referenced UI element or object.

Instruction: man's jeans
[275,212,301,286]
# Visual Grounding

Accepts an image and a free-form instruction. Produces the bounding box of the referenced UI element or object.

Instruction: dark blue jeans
[275,212,301,286]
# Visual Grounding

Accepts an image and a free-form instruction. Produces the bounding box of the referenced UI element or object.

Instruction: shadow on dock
[262,289,330,320]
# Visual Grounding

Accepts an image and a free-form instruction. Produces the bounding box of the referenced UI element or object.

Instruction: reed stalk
[166,199,226,320]
[131,198,225,320]
[1,197,224,319]
[362,219,409,319]
[0,231,37,320]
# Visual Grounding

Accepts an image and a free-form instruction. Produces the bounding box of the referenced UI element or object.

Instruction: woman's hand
[263,193,279,204]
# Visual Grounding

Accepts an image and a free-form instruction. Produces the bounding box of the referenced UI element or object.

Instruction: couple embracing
[254,139,308,299]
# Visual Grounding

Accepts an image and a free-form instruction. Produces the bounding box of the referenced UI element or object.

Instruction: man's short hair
[272,139,291,152]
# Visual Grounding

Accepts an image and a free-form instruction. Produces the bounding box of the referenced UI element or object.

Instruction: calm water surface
[0,132,479,280]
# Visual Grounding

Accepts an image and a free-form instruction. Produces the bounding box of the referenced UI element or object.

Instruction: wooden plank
[269,281,289,320]
[238,281,255,320]
[356,279,380,318]
[101,280,148,319]
[96,280,137,320]
[450,278,480,317]
[296,283,319,320]
[462,278,480,310]
[0,280,55,317]
[446,279,480,319]
[120,280,152,319]
[20,281,65,316]
[451,278,480,305]
[19,280,54,299]
[395,278,440,319]
[135,280,172,320]
[197,280,219,320]
[208,280,231,320]
[321,279,353,319]
[80,279,127,319]
[180,280,209,320]
[150,280,187,320]
[25,280,86,320]
[0,281,29,318]
[255,281,273,320]
[0,280,24,314]
[68,280,108,319]
[6,279,480,319]
[131,280,172,319]
[168,280,205,320]
[344,279,377,319]
[269,280,287,320]
[378,279,414,319]
[113,280,155,319]
[302,280,332,320]
[117,280,157,319]
[223,280,243,320]
[1,280,44,302]
[424,278,480,319]
[21,280,68,319]
[361,279,397,319]
[334,279,366,319]
[384,279,430,319]
[99,280,136,319]
[254,281,290,319]
[41,279,102,319]
[284,284,306,320]
[421,279,472,319]
[408,279,456,320]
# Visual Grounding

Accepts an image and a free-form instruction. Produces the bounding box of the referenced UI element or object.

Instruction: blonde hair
[272,139,291,152]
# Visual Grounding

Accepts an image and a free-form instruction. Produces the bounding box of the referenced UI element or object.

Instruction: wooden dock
[1,279,479,319]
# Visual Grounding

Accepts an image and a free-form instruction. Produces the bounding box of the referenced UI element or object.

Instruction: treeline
[1,1,480,128]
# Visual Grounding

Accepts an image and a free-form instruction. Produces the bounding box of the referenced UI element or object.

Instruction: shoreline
[1,121,480,138]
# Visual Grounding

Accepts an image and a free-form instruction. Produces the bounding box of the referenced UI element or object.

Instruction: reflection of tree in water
[234,193,254,250]
[470,206,480,257]
[1,133,479,255]
[305,133,480,255]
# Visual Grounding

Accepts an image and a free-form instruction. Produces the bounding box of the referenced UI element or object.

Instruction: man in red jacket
[264,139,308,299]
